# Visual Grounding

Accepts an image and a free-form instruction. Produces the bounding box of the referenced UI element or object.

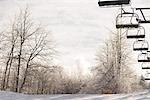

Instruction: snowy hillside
[0,90,150,100]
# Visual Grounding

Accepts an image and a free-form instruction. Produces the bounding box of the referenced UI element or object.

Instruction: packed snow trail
[0,90,150,100]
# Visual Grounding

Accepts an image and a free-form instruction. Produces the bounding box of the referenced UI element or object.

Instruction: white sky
[0,0,150,76]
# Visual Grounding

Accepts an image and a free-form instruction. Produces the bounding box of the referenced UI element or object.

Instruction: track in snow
[0,90,150,100]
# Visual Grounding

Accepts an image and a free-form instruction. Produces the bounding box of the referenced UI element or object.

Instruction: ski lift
[138,52,150,62]
[141,75,150,81]
[98,0,130,7]
[143,72,150,80]
[133,39,149,51]
[116,12,139,28]
[141,62,150,69]
[126,26,145,39]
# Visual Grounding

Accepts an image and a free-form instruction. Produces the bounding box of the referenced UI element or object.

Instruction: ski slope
[0,90,150,100]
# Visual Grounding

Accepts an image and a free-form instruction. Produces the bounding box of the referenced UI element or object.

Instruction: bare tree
[0,7,87,94]
[18,19,51,93]
[0,8,55,93]
[1,21,19,90]
[13,8,54,92]
[88,30,140,94]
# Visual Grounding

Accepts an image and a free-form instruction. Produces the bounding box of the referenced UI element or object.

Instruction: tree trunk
[15,42,23,92]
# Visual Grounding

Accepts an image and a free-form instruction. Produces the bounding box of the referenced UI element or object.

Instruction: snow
[0,90,150,100]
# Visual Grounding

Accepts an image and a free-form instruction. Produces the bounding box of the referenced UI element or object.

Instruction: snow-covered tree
[81,30,142,94]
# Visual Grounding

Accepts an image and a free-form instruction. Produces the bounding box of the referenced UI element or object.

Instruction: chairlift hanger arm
[140,9,146,21]
[121,7,135,14]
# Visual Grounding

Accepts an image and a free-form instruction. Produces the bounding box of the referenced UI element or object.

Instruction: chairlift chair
[98,0,130,7]
[138,52,150,62]
[133,39,149,51]
[116,12,139,28]
[126,26,145,39]
[143,73,150,80]
[141,62,150,69]
[141,75,150,81]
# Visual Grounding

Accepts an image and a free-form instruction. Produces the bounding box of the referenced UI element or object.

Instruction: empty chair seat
[136,18,150,23]
[138,52,150,62]
[116,24,139,28]
[138,59,150,62]
[141,70,150,81]
[138,20,150,24]
[141,62,150,69]
[98,0,130,7]
[127,35,145,38]
[116,12,139,29]
[133,39,149,51]
[126,26,145,39]
[144,78,150,80]
[134,48,148,51]
[143,73,150,80]
[142,67,150,69]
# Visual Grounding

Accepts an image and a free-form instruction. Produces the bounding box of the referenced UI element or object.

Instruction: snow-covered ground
[0,90,150,100]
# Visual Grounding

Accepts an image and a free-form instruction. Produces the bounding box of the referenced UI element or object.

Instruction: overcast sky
[0,0,150,76]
